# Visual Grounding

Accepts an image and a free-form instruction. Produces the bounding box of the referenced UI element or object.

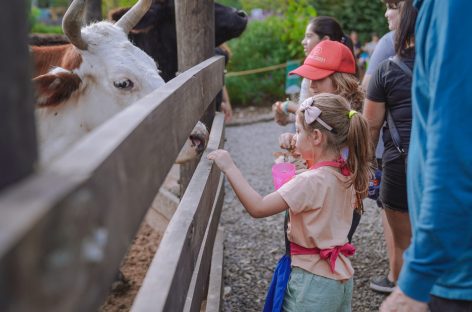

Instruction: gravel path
[221,120,389,311]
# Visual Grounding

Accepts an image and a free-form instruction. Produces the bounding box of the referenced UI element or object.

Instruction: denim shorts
[282,267,353,312]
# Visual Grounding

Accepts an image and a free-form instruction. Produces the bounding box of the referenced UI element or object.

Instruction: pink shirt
[277,166,356,280]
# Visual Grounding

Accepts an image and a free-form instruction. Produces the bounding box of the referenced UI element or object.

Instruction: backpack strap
[389,55,413,77]
[386,55,412,155]
[387,110,405,155]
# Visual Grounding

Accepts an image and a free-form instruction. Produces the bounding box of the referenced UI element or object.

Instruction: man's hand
[380,288,429,312]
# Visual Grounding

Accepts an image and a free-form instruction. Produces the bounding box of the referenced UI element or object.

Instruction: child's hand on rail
[208,149,236,173]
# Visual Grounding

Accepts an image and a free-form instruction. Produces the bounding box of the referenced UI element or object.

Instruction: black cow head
[214,3,248,46]
[109,1,247,82]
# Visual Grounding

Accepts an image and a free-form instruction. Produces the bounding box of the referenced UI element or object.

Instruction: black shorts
[380,157,408,212]
[429,295,472,312]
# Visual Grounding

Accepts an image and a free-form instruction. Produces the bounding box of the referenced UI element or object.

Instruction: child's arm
[208,149,288,218]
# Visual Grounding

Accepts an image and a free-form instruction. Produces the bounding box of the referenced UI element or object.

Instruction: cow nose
[237,10,248,18]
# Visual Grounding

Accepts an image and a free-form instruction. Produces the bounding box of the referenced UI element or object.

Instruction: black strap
[387,110,405,154]
[390,55,413,77]
[386,56,412,155]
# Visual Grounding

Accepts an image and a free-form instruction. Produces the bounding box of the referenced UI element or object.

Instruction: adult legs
[370,209,396,293]
[381,209,396,283]
[384,206,412,281]
[371,157,409,292]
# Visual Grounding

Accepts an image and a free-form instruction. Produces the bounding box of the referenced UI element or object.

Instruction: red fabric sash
[308,157,351,177]
[290,157,354,273]
[290,242,356,273]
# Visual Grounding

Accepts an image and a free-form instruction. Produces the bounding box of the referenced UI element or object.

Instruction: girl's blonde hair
[297,93,373,199]
[329,72,364,112]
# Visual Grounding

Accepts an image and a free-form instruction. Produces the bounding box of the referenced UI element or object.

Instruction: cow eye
[113,79,134,90]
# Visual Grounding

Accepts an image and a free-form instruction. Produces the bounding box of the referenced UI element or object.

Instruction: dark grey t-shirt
[367,54,414,163]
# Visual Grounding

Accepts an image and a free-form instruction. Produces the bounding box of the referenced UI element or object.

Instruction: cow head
[214,3,248,46]
[109,1,248,82]
[33,0,166,162]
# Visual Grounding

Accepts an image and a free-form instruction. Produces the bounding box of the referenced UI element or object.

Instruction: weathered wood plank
[183,172,225,312]
[131,113,225,312]
[205,227,225,312]
[176,0,217,195]
[175,0,215,73]
[0,1,37,191]
[0,56,224,312]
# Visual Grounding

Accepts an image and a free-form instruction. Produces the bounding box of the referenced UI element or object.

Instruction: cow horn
[115,0,152,34]
[62,0,88,50]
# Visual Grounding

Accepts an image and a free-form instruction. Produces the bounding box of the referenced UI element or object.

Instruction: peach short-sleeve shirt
[277,166,356,280]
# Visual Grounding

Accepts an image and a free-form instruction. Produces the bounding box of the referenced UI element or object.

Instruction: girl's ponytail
[346,111,374,199]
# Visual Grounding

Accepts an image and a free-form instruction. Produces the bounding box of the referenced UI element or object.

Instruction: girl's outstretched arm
[208,149,288,218]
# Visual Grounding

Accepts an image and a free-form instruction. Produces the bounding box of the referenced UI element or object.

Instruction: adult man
[381,0,472,311]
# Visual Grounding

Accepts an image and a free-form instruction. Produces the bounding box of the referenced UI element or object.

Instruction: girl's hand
[279,132,296,151]
[272,101,290,126]
[207,149,236,173]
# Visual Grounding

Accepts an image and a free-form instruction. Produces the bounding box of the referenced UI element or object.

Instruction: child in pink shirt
[208,93,372,311]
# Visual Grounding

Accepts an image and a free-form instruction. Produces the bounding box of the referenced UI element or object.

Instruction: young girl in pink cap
[208,93,372,311]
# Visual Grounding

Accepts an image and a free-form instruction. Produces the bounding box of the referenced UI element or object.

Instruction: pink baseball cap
[289,40,356,81]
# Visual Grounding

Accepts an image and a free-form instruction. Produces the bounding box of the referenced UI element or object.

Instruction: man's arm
[397,0,472,302]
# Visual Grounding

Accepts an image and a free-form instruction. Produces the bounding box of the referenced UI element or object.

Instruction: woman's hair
[329,72,364,112]
[309,16,344,42]
[383,0,404,10]
[309,16,354,54]
[395,0,417,57]
[297,93,373,199]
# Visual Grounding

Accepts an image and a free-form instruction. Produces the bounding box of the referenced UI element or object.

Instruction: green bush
[29,6,41,30]
[226,1,315,107]
[31,23,63,34]
[311,0,388,43]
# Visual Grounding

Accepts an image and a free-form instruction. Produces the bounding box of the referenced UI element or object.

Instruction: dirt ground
[100,223,161,311]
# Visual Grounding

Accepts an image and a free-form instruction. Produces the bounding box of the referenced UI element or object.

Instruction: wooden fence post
[175,0,216,195]
[175,0,214,72]
[0,1,37,191]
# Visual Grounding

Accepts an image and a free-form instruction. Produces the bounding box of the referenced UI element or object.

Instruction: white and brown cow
[32,0,207,165]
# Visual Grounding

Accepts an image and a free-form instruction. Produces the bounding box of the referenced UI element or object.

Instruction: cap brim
[289,65,334,81]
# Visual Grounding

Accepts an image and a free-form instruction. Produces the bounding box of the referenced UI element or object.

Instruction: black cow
[110,1,248,82]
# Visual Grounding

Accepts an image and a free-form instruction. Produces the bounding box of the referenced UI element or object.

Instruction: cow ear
[33,70,81,107]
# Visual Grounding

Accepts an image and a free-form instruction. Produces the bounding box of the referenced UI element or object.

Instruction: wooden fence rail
[0,56,225,312]
[132,112,225,312]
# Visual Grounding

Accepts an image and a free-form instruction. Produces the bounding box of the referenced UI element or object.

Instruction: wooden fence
[0,54,226,312]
